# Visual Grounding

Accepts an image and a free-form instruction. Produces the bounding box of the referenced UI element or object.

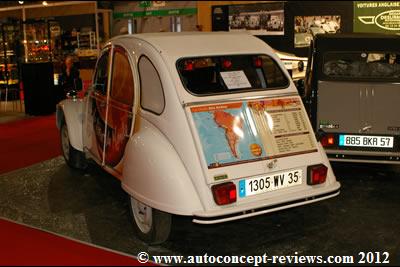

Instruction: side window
[138,56,165,114]
[110,47,134,106]
[94,51,109,95]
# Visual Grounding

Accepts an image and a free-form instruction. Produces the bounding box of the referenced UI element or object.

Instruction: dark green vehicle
[304,34,400,164]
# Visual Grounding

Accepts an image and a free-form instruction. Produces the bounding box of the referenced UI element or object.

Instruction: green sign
[354,1,400,33]
[113,8,197,19]
[139,1,151,8]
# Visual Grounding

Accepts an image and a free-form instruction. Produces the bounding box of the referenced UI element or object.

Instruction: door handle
[99,102,106,108]
[359,125,372,133]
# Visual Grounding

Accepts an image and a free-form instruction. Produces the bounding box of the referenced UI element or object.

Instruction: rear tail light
[222,59,232,69]
[320,134,335,147]
[307,164,328,185]
[184,60,194,71]
[211,182,237,205]
[254,57,263,67]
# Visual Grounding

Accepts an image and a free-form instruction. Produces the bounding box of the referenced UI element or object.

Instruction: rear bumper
[192,182,340,224]
[326,149,400,164]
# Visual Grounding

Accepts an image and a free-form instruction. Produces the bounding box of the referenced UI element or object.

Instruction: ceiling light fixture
[42,1,48,6]
[18,1,24,4]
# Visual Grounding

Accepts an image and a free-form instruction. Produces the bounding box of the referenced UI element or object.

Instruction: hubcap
[61,125,70,161]
[131,197,152,234]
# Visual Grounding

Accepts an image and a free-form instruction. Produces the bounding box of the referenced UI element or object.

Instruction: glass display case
[23,20,62,63]
[24,20,51,63]
[76,30,97,59]
[49,21,62,63]
[0,22,20,102]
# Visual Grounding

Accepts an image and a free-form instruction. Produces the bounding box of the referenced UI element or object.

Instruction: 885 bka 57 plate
[339,134,393,148]
[239,169,302,198]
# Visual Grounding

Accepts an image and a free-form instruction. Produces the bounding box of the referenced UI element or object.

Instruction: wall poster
[228,2,285,35]
[294,15,342,48]
[354,1,400,33]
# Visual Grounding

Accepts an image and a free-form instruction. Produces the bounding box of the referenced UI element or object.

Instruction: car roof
[109,32,274,58]
[314,33,400,51]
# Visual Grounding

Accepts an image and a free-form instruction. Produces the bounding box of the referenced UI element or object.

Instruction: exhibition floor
[0,158,399,263]
[0,115,399,264]
[0,218,152,266]
[0,114,60,174]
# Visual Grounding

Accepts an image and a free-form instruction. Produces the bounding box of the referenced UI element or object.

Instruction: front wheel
[60,122,88,170]
[129,197,172,245]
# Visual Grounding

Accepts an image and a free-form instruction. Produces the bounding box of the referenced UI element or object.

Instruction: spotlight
[42,1,48,6]
[18,1,24,4]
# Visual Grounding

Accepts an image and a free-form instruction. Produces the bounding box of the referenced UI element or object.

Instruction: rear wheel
[60,122,87,170]
[129,197,172,245]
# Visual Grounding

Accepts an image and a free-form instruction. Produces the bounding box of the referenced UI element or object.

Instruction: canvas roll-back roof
[313,33,400,52]
[113,31,275,58]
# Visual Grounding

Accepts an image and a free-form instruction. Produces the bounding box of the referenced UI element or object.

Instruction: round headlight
[298,60,304,72]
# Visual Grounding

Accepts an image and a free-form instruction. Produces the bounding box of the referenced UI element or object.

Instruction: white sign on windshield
[220,70,252,89]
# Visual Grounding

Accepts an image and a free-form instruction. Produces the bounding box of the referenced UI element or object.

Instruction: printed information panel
[190,97,317,169]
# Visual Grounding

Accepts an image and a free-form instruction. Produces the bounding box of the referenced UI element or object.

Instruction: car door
[371,83,400,135]
[317,80,363,134]
[104,45,136,175]
[83,48,111,164]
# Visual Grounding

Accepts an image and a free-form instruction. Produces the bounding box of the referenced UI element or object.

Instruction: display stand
[22,62,55,115]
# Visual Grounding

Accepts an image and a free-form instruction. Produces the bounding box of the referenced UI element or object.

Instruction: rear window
[176,54,289,95]
[323,52,400,81]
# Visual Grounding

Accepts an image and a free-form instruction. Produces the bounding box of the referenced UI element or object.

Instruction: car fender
[317,142,339,186]
[56,99,84,151]
[121,118,203,216]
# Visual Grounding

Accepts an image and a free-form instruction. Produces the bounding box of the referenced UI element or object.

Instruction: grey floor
[0,157,399,264]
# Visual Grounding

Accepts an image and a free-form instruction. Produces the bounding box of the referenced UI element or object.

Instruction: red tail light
[184,60,194,71]
[307,164,328,185]
[321,134,335,147]
[254,57,263,67]
[222,59,232,69]
[212,182,237,205]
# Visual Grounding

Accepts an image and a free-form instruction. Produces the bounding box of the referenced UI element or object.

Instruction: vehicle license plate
[239,169,302,197]
[339,135,393,148]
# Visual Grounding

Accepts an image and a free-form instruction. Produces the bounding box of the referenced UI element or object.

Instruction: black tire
[60,121,88,170]
[129,196,172,245]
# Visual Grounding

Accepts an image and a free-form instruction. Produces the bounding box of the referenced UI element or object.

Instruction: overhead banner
[113,7,197,19]
[354,1,400,33]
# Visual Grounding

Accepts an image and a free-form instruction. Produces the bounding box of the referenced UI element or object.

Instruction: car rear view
[307,34,400,164]
[177,53,340,223]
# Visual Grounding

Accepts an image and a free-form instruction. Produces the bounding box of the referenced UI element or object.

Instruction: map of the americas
[213,110,243,158]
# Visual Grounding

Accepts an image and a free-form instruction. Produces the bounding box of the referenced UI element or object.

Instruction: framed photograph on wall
[294,15,341,48]
[228,2,285,35]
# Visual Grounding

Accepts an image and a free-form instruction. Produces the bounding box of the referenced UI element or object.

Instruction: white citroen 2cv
[56,32,340,244]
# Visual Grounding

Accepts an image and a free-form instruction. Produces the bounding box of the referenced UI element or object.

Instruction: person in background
[58,55,82,98]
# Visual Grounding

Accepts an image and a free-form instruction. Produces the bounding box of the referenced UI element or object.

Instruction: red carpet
[0,218,155,266]
[0,114,61,174]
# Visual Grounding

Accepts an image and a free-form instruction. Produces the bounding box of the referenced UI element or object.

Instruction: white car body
[56,32,339,232]
[275,50,308,81]
[321,23,336,34]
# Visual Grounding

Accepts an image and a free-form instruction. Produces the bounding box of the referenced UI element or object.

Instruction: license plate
[239,169,302,198]
[339,135,394,148]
